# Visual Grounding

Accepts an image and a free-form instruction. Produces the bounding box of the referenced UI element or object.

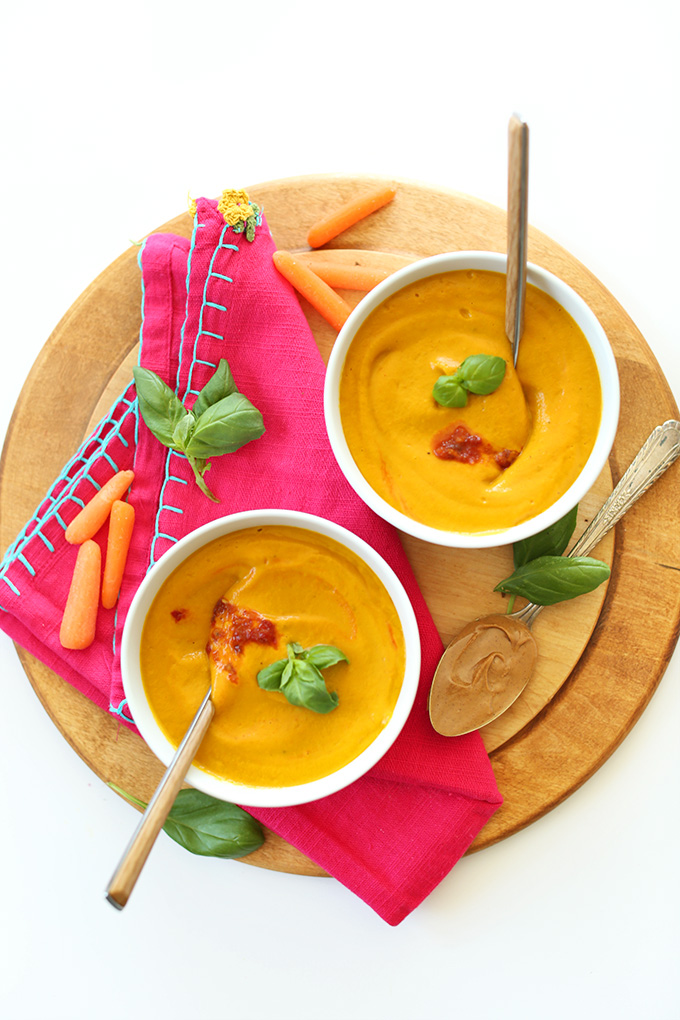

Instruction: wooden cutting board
[1,174,679,878]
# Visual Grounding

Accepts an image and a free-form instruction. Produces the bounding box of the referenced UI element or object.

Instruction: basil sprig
[495,505,610,606]
[512,505,579,569]
[433,354,506,408]
[257,642,348,714]
[109,784,264,858]
[495,555,611,606]
[133,359,265,501]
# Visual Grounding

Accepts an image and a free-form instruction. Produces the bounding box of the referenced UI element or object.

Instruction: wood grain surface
[1,174,679,879]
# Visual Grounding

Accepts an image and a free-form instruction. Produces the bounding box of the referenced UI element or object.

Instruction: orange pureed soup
[339,270,602,533]
[140,525,405,788]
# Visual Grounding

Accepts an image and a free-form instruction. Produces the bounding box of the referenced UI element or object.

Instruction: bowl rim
[323,250,620,549]
[120,508,422,807]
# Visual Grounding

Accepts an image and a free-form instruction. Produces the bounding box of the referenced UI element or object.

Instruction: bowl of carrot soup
[121,509,420,807]
[324,251,619,548]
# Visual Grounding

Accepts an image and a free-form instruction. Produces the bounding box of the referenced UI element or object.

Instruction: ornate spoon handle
[515,420,680,627]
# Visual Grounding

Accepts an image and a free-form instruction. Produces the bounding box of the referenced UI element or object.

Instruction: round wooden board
[1,174,680,879]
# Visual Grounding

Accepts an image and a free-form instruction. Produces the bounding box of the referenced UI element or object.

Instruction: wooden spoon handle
[105,688,215,909]
[506,115,529,365]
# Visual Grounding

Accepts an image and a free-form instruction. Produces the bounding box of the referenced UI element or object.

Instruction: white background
[1,3,678,1018]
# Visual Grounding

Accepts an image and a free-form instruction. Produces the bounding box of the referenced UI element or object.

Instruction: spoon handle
[105,688,215,910]
[516,420,680,626]
[506,114,529,366]
[570,420,680,555]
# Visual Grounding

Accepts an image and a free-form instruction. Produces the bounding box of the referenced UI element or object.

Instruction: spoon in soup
[506,114,529,366]
[428,420,680,737]
[105,686,214,909]
[106,596,278,908]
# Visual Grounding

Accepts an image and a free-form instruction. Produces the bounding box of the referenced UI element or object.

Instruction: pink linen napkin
[0,196,501,925]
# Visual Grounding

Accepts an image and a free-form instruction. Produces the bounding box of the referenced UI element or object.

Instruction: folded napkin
[0,194,501,925]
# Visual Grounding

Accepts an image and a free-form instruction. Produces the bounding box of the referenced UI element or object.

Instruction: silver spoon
[428,420,680,737]
[506,114,529,366]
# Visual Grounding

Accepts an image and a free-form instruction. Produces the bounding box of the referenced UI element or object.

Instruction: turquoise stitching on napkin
[147,214,246,564]
[109,697,134,724]
[17,553,35,577]
[0,386,138,605]
[184,222,232,400]
[176,217,202,393]
[147,217,201,566]
[1,575,20,598]
[82,473,102,493]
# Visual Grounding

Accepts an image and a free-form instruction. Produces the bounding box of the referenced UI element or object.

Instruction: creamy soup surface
[140,525,405,788]
[339,270,602,533]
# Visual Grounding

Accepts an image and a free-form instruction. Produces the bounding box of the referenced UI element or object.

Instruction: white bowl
[120,509,421,807]
[324,251,620,549]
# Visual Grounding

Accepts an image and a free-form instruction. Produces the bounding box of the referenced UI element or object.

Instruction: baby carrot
[300,258,392,291]
[65,470,135,544]
[306,186,397,248]
[101,500,136,609]
[273,250,352,332]
[59,540,101,650]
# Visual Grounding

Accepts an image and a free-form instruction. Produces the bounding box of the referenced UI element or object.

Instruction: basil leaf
[172,412,196,451]
[513,505,579,569]
[494,555,610,606]
[284,660,340,714]
[433,375,468,408]
[192,359,237,419]
[257,642,346,713]
[132,365,264,502]
[186,456,218,502]
[133,366,187,446]
[456,354,506,395]
[184,392,266,458]
[162,789,264,858]
[256,658,287,691]
[301,645,349,669]
[108,784,263,859]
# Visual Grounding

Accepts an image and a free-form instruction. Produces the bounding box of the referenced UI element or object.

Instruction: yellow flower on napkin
[188,189,260,240]
[217,189,255,226]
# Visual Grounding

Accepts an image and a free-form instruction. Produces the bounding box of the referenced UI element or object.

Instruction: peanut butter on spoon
[428,615,537,736]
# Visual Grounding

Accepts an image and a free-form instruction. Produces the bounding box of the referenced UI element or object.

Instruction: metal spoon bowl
[428,420,680,737]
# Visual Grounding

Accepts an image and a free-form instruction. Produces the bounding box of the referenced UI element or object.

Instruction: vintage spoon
[506,114,529,366]
[429,420,680,737]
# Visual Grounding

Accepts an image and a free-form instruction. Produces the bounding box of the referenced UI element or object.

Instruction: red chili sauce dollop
[431,423,519,471]
[207,599,278,683]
